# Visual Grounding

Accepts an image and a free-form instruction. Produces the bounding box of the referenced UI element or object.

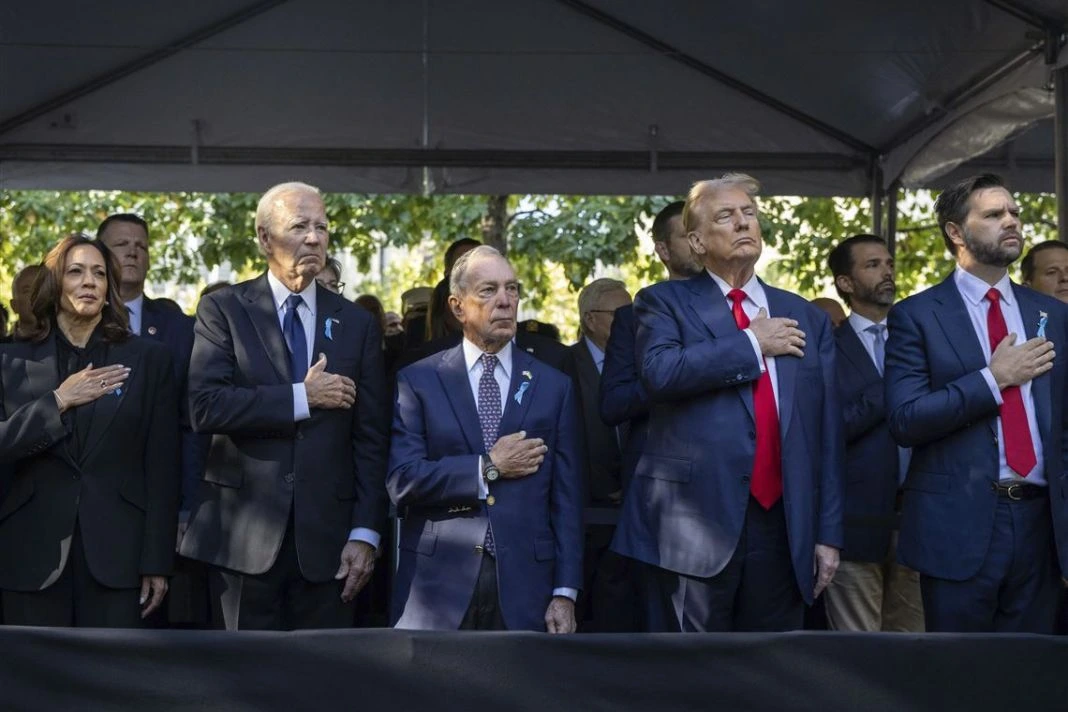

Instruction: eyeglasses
[319,280,345,291]
[586,309,617,314]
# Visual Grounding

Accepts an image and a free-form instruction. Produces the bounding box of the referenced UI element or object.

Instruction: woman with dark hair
[0,234,180,627]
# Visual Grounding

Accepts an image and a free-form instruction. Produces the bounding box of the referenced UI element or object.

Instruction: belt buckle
[1006,483,1024,501]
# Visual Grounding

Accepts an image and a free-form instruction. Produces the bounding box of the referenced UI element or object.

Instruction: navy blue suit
[834,323,900,563]
[599,304,649,495]
[388,344,584,631]
[139,298,206,513]
[611,273,844,618]
[886,277,1068,632]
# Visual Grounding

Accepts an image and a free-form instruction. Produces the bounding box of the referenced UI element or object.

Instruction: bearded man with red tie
[611,174,844,632]
[885,174,1068,633]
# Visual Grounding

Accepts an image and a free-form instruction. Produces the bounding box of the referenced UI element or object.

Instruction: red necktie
[985,288,1036,477]
[728,289,783,508]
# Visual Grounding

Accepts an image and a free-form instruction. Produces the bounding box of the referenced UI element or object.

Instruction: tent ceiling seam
[554,0,877,157]
[0,0,291,138]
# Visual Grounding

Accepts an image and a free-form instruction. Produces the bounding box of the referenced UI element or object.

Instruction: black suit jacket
[0,333,180,590]
[180,275,390,581]
[834,322,899,563]
[565,339,622,504]
[140,297,208,513]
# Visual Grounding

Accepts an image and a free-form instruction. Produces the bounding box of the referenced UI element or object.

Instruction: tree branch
[506,208,552,227]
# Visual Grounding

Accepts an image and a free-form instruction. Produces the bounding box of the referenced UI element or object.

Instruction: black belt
[991,481,1047,501]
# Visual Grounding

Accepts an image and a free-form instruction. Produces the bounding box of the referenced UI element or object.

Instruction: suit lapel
[141,298,161,341]
[930,276,988,376]
[765,285,798,437]
[437,345,484,453]
[686,273,755,422]
[1015,285,1051,439]
[81,339,140,462]
[313,285,344,368]
[241,274,289,383]
[836,323,880,380]
[499,348,536,436]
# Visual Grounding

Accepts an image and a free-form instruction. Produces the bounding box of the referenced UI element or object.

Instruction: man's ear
[448,295,463,320]
[256,226,271,255]
[834,274,854,298]
[944,221,965,252]
[688,232,706,256]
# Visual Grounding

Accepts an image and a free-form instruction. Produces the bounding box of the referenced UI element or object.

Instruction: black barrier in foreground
[0,627,1066,711]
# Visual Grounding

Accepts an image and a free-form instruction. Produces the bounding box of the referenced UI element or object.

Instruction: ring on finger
[100,379,107,389]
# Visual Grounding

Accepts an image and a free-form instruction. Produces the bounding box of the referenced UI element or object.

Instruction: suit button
[748,431,756,440]
[474,545,485,555]
[741,475,750,484]
[296,432,304,440]
[284,472,295,484]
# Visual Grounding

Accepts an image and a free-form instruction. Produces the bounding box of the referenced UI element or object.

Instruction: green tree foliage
[1,188,1059,330]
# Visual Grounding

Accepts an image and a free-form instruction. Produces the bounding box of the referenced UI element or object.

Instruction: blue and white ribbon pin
[1037,311,1048,339]
[514,380,530,405]
[324,317,339,340]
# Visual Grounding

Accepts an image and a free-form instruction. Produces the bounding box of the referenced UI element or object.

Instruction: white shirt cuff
[292,383,311,421]
[743,328,766,373]
[348,528,380,550]
[477,456,488,499]
[980,367,1004,405]
[552,587,578,601]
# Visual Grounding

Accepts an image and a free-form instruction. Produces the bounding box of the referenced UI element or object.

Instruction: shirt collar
[583,335,605,365]
[848,311,885,336]
[706,269,766,308]
[463,337,513,380]
[266,270,318,315]
[124,293,145,316]
[954,266,1014,308]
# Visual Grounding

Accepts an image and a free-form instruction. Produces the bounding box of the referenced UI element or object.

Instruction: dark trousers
[581,523,641,632]
[921,497,1058,633]
[210,516,352,631]
[459,553,506,630]
[645,497,803,632]
[2,522,142,628]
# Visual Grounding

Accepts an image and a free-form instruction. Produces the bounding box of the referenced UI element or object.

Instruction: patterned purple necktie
[477,353,502,453]
[477,353,501,556]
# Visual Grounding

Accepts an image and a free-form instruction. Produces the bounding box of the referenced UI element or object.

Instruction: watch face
[485,466,499,481]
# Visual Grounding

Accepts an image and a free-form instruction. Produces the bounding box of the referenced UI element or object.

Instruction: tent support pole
[1055,62,1068,240]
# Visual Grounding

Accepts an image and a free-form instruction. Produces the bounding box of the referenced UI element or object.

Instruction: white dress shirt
[707,270,780,409]
[267,272,378,548]
[462,338,576,602]
[953,267,1045,485]
[124,293,145,336]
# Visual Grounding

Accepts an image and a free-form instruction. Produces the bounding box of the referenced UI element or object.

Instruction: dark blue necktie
[283,294,308,382]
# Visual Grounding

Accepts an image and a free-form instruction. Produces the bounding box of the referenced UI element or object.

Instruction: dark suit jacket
[0,333,179,590]
[611,272,845,603]
[599,304,649,495]
[388,344,585,631]
[565,339,621,504]
[180,275,390,581]
[885,276,1068,580]
[834,322,899,563]
[140,297,207,513]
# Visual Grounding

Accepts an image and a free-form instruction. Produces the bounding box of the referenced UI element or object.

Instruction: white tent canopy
[1,0,1066,200]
